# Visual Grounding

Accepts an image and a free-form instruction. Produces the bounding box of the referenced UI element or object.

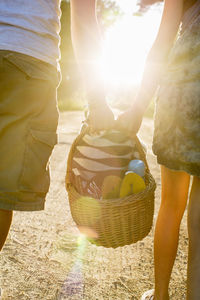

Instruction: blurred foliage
[139,0,163,5]
[97,0,122,31]
[137,0,163,14]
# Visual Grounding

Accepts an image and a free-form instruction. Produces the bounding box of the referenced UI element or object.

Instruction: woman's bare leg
[187,176,200,300]
[0,209,13,251]
[154,166,190,300]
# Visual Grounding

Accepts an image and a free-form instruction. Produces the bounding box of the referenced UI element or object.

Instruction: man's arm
[70,0,115,131]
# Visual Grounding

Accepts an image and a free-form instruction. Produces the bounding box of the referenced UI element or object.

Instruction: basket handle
[65,120,149,187]
[81,120,149,171]
[65,122,90,187]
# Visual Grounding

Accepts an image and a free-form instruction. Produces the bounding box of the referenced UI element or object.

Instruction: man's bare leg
[154,166,190,300]
[0,209,13,251]
[187,176,200,300]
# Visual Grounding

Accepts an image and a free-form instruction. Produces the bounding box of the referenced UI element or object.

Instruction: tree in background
[138,0,163,13]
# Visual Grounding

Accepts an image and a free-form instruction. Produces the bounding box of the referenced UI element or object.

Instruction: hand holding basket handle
[87,101,115,133]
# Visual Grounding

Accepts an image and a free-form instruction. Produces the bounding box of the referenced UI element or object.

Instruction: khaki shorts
[0,51,60,211]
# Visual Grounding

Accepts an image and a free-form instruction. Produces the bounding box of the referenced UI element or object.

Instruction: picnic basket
[66,125,156,248]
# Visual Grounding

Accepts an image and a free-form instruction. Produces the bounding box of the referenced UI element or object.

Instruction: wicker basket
[66,126,156,248]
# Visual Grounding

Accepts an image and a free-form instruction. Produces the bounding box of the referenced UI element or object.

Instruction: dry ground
[0,111,188,300]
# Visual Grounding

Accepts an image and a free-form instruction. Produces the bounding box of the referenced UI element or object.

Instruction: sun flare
[101,5,163,87]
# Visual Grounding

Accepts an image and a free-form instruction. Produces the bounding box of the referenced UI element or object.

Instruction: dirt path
[0,111,188,300]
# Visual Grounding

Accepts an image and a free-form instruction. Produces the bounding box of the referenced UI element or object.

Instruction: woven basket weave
[66,126,156,248]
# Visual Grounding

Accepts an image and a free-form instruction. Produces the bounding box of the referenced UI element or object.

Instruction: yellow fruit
[102,175,122,199]
[119,172,146,197]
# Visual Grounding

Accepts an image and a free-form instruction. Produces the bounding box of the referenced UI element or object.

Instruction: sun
[101,4,163,87]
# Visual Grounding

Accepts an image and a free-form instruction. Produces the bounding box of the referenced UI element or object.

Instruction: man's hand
[116,105,144,135]
[87,102,115,133]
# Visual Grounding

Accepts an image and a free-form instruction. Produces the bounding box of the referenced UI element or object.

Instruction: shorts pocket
[19,128,57,193]
[3,52,60,86]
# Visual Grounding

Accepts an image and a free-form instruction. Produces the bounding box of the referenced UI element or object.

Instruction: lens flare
[58,233,88,298]
[101,5,163,87]
[78,226,99,239]
[60,260,84,297]
[74,197,102,225]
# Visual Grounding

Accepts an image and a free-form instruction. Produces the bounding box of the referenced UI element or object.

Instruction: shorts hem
[0,190,46,211]
[155,155,200,177]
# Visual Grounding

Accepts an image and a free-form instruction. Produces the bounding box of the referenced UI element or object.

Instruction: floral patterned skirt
[152,13,200,177]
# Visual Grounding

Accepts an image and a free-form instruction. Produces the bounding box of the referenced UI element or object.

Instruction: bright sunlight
[102,2,163,87]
